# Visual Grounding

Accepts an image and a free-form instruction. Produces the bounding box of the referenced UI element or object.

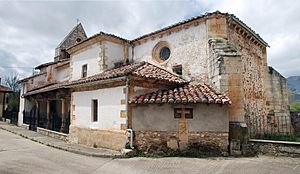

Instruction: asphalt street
[0,129,300,174]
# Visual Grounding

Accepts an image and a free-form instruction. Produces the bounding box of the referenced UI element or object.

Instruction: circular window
[152,41,171,63]
[159,47,170,61]
[76,38,82,42]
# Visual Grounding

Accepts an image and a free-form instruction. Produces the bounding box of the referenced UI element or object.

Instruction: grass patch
[125,150,222,158]
[259,134,300,142]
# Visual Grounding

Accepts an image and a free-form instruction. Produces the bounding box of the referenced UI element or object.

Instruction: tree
[4,74,20,113]
[290,102,300,112]
[5,74,20,92]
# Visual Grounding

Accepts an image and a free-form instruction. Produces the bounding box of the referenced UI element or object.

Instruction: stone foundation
[68,125,128,151]
[37,127,67,141]
[250,139,300,157]
[134,131,229,153]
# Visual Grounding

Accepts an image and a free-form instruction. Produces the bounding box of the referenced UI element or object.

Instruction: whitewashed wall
[55,66,69,82]
[105,41,124,69]
[71,43,102,80]
[72,86,126,130]
[70,41,125,81]
[133,22,208,82]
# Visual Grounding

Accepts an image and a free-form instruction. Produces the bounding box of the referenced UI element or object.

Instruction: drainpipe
[125,78,129,128]
[125,78,134,149]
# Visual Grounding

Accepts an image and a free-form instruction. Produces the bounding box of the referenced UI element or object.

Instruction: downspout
[125,77,134,149]
[125,78,129,128]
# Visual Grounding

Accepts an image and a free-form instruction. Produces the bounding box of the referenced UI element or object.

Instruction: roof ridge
[131,11,227,42]
[129,82,231,105]
[57,23,87,48]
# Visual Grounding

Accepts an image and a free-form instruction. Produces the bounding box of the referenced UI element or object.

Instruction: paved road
[0,129,300,174]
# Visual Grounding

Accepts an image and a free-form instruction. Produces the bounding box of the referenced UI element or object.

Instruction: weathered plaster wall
[105,41,125,69]
[133,22,208,82]
[72,86,126,130]
[70,43,102,80]
[70,41,125,81]
[55,66,70,82]
[132,104,229,132]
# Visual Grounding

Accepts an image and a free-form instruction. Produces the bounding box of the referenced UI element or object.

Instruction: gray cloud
[0,0,299,79]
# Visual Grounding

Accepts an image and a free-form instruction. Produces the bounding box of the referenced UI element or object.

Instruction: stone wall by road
[250,140,300,157]
[134,131,228,153]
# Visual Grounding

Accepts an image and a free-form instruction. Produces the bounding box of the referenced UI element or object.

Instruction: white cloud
[0,0,299,79]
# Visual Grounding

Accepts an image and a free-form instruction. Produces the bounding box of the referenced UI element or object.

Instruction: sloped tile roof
[0,85,12,93]
[23,61,187,96]
[66,61,187,87]
[23,82,66,96]
[35,59,69,70]
[130,84,231,105]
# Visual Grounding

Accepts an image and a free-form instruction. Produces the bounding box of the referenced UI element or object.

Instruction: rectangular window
[172,65,183,75]
[92,99,98,122]
[185,108,193,119]
[174,108,182,118]
[174,108,193,119]
[82,64,87,78]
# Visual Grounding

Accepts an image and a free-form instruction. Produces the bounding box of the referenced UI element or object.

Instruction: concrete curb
[0,123,124,158]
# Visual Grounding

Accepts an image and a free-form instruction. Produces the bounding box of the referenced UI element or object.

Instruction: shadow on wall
[291,112,300,136]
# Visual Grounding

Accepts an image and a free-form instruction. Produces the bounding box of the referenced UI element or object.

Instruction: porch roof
[0,85,12,93]
[129,84,231,105]
[66,61,187,87]
[23,82,66,97]
[23,61,187,96]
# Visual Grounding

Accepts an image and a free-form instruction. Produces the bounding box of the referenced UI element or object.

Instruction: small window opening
[92,99,98,122]
[159,47,171,61]
[82,64,87,78]
[174,108,193,119]
[76,38,82,42]
[173,65,183,75]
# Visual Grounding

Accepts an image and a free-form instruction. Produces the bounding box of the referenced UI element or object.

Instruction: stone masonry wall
[134,131,228,153]
[264,67,291,134]
[228,26,268,131]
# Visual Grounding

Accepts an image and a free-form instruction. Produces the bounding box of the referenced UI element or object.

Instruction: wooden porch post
[60,98,66,132]
[35,100,39,130]
[46,100,50,129]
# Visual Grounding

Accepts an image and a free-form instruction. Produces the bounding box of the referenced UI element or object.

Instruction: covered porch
[23,88,71,134]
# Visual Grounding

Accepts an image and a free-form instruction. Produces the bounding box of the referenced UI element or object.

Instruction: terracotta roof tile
[0,85,12,93]
[23,82,66,96]
[23,61,187,96]
[35,59,69,70]
[67,61,187,87]
[130,84,231,105]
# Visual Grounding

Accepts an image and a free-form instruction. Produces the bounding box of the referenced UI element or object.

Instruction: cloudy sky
[0,0,299,80]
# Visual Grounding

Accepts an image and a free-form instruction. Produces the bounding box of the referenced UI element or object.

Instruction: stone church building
[18,11,290,153]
